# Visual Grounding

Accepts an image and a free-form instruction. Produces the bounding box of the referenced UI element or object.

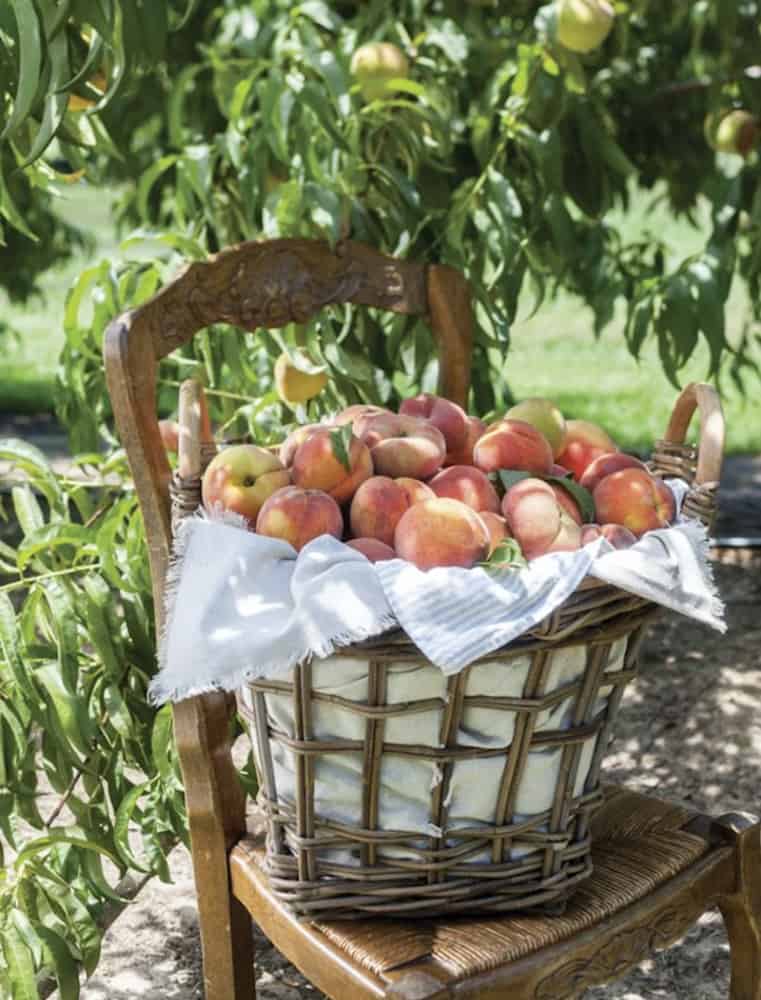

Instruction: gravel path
[57,555,761,1000]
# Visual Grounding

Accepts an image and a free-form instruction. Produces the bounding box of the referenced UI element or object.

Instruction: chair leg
[716,813,761,1000]
[194,876,256,1000]
[174,693,256,999]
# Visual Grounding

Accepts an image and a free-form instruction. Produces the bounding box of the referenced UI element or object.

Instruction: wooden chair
[104,238,761,1000]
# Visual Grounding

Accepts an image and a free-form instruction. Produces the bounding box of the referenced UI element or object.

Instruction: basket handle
[662,382,725,486]
[104,237,473,612]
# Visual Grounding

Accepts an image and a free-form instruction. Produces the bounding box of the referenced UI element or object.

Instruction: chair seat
[231,787,732,999]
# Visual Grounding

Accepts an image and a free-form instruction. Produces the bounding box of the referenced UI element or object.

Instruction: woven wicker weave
[169,381,722,920]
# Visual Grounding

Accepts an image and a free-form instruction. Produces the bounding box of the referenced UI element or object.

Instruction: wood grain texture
[715,813,761,1000]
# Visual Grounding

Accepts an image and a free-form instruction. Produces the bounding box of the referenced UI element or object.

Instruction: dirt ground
[57,551,761,1000]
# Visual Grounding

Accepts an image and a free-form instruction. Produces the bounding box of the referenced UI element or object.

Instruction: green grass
[0,184,119,413]
[2,185,759,452]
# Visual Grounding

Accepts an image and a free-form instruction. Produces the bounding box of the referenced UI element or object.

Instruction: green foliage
[0,442,188,996]
[2,1,761,400]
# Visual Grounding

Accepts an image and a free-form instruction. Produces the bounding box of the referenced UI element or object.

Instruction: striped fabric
[150,487,724,705]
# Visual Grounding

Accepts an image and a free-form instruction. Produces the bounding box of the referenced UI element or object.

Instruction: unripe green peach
[350,42,409,103]
[705,109,759,157]
[557,0,615,54]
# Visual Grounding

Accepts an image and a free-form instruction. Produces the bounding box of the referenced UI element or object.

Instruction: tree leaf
[2,923,37,1000]
[1,0,43,140]
[329,424,354,474]
[113,783,152,873]
[37,926,80,1000]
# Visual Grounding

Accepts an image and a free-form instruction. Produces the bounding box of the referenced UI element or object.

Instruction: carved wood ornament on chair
[104,238,761,1000]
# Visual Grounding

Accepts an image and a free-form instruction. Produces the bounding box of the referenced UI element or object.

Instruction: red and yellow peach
[394,498,489,570]
[256,486,343,551]
[473,419,553,476]
[202,444,291,526]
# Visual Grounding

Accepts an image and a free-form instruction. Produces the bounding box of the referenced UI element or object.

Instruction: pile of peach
[200,395,676,571]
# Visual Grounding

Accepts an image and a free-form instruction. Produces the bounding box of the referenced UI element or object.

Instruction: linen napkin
[150,491,725,704]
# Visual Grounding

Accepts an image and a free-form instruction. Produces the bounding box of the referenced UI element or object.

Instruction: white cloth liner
[151,480,724,705]
[151,479,724,868]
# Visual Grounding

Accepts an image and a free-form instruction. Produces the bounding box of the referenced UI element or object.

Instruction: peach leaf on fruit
[329,424,355,474]
[497,469,595,523]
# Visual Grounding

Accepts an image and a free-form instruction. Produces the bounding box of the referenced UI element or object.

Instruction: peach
[581,523,638,549]
[395,477,436,506]
[158,419,180,453]
[506,398,566,458]
[593,469,676,537]
[473,419,553,476]
[479,511,511,557]
[501,479,581,526]
[444,416,487,467]
[503,478,582,560]
[349,476,410,547]
[202,444,290,527]
[429,465,500,514]
[579,452,647,494]
[274,352,328,404]
[279,423,332,467]
[334,404,390,428]
[555,420,617,481]
[394,498,489,571]
[358,413,446,480]
[292,428,373,504]
[346,538,396,563]
[551,483,582,524]
[256,486,344,551]
[399,393,469,452]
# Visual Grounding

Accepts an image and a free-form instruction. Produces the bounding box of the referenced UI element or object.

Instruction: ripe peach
[349,476,410,547]
[358,413,446,480]
[479,511,511,557]
[346,538,396,562]
[394,498,489,571]
[579,452,647,494]
[158,419,180,453]
[334,404,390,429]
[506,398,566,458]
[429,465,500,514]
[256,487,344,551]
[555,420,617,481]
[395,477,436,506]
[279,423,332,467]
[551,483,583,524]
[593,469,676,537]
[581,523,638,549]
[444,416,487,467]
[202,444,290,527]
[292,428,373,505]
[501,479,581,526]
[399,393,469,453]
[503,478,582,560]
[473,419,553,476]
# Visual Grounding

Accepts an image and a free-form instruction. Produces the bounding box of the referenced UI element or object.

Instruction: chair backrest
[103,238,474,617]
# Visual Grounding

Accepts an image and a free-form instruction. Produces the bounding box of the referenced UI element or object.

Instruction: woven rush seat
[231,786,715,993]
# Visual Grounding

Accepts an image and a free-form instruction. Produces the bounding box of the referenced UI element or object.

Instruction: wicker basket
[171,381,722,920]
